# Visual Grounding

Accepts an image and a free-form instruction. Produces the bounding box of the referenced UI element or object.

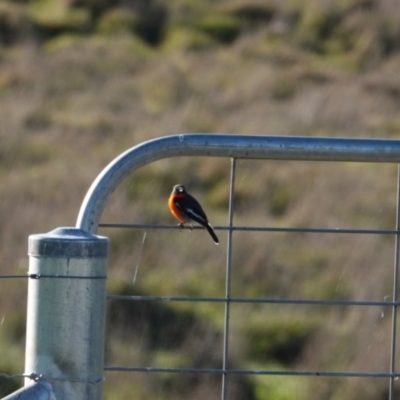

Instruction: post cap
[28,227,109,258]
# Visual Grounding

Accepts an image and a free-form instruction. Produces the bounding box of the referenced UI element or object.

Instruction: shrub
[195,13,242,44]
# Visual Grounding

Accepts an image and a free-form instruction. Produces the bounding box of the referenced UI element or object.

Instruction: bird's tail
[205,223,219,245]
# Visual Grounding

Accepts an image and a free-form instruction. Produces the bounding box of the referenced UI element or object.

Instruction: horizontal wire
[34,375,105,385]
[100,223,397,235]
[106,294,397,307]
[0,372,104,385]
[27,274,108,280]
[0,372,27,380]
[104,366,400,378]
[0,274,108,280]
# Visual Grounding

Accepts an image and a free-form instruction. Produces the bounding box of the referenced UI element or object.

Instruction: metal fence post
[25,227,109,399]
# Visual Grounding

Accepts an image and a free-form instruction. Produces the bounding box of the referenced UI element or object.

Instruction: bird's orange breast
[168,194,186,222]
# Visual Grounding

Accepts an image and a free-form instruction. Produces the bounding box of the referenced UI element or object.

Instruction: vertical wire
[221,158,236,400]
[389,164,400,400]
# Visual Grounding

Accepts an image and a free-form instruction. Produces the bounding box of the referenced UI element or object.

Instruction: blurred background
[1,0,400,398]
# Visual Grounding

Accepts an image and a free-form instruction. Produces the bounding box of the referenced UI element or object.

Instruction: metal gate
[2,134,400,399]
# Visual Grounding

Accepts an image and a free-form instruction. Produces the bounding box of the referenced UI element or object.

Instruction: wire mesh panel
[82,135,400,400]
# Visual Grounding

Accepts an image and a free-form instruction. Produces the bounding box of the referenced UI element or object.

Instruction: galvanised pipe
[25,228,108,399]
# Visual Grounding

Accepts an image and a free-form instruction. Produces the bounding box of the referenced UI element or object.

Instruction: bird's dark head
[172,184,186,194]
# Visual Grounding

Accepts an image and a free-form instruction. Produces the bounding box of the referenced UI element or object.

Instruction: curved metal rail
[76,134,400,233]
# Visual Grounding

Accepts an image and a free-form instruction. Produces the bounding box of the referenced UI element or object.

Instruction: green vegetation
[0,0,400,399]
[250,364,309,400]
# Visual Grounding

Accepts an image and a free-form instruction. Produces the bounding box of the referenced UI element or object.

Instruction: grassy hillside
[1,0,400,398]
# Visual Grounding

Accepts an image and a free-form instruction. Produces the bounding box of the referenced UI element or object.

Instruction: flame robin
[168,184,219,245]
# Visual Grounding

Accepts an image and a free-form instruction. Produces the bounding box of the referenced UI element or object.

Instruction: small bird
[168,184,219,245]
